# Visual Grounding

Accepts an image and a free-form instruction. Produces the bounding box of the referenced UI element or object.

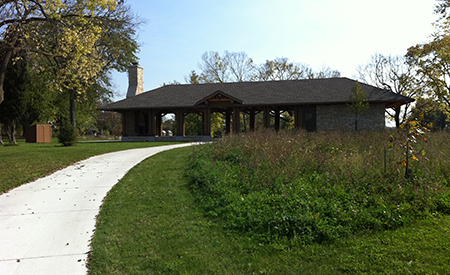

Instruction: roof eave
[98,99,415,112]
[385,100,415,108]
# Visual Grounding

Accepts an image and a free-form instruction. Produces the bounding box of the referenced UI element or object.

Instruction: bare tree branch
[356,53,418,128]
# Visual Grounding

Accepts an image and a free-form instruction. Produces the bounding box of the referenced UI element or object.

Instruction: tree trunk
[0,34,19,143]
[0,124,4,145]
[21,121,31,138]
[0,50,13,106]
[4,119,17,144]
[394,106,401,129]
[69,89,76,127]
[20,111,39,138]
[0,30,19,105]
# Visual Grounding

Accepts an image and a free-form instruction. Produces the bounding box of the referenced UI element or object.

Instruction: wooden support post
[249,109,256,131]
[176,109,185,136]
[149,109,156,136]
[203,106,211,136]
[181,110,185,136]
[145,111,150,135]
[263,106,271,129]
[121,111,128,136]
[294,106,302,129]
[225,109,232,134]
[233,107,240,134]
[274,108,280,132]
[155,112,162,136]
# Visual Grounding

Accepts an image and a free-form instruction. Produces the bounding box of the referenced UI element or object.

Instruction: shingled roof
[100,77,414,111]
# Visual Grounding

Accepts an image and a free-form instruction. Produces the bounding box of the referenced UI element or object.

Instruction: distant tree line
[184,51,340,85]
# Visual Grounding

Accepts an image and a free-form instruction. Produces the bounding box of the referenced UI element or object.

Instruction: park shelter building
[99,64,414,142]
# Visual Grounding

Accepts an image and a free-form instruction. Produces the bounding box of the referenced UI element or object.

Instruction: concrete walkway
[0,143,194,275]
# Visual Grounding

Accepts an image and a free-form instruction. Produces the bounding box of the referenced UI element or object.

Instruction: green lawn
[88,146,450,275]
[0,138,179,193]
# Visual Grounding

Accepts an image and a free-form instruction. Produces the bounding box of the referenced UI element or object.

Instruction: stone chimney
[126,63,144,98]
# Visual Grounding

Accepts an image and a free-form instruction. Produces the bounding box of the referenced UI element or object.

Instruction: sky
[111,0,438,100]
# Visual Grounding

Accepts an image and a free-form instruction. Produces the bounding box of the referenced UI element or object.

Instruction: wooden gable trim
[195,90,243,106]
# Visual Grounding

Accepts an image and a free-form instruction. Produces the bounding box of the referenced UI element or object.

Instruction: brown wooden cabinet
[26,124,52,143]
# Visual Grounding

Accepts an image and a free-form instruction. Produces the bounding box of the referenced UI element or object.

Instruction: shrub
[187,130,450,245]
[436,192,450,214]
[58,120,77,146]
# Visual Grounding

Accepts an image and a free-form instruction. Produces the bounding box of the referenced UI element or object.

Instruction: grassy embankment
[0,138,178,193]
[89,130,450,274]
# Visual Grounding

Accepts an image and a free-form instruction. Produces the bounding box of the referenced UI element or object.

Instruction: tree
[96,111,122,136]
[254,57,312,81]
[253,58,341,81]
[0,51,57,143]
[0,0,120,106]
[356,53,418,128]
[19,67,57,137]
[95,4,140,74]
[347,81,369,131]
[162,80,181,86]
[0,0,139,146]
[197,51,254,83]
[58,118,77,146]
[185,70,201,84]
[313,64,341,79]
[435,0,450,20]
[223,51,255,82]
[407,39,450,114]
[197,51,228,83]
[184,113,203,136]
[192,52,341,83]
[34,17,106,127]
[406,1,450,115]
[409,97,448,131]
[0,58,29,144]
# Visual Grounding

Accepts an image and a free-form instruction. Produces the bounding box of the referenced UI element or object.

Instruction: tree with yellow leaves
[407,0,450,116]
[0,0,122,104]
[0,1,139,142]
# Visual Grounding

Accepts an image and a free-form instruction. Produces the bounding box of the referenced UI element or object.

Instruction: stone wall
[316,103,385,131]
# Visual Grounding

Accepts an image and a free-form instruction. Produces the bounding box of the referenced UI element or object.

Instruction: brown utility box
[26,124,52,143]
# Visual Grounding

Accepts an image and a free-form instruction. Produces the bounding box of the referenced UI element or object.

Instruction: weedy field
[188,130,450,245]
[88,132,450,274]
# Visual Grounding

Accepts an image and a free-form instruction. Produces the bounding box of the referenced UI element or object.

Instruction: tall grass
[187,130,450,245]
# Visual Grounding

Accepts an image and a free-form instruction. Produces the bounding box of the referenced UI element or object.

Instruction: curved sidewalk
[0,143,194,275]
